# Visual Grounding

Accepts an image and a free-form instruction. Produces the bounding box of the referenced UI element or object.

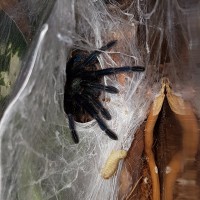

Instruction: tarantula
[64,40,145,143]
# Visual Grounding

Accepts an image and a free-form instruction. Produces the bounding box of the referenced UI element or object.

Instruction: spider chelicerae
[64,40,145,143]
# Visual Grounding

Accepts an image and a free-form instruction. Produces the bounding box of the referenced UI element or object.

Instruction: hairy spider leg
[82,93,111,120]
[67,113,79,143]
[75,94,118,140]
[64,91,79,143]
[78,66,145,78]
[74,40,117,73]
[99,40,117,51]
[81,81,119,94]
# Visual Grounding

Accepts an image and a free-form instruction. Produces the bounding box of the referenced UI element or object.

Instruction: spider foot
[105,129,118,140]
[71,130,79,143]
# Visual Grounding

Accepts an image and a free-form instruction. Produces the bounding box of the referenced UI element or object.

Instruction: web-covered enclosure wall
[0,0,55,118]
[0,0,200,200]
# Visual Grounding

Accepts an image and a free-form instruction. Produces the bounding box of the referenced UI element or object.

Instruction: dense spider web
[0,0,200,199]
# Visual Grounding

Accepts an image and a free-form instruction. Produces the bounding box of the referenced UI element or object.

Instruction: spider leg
[75,95,118,140]
[81,81,119,94]
[64,93,79,143]
[78,66,145,78]
[99,40,117,51]
[74,40,117,72]
[67,113,79,143]
[82,93,111,120]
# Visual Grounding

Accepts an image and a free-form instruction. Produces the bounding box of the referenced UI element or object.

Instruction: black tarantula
[64,40,145,143]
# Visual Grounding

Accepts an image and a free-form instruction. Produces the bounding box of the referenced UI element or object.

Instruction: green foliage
[0,73,5,86]
[0,10,27,117]
[0,10,27,72]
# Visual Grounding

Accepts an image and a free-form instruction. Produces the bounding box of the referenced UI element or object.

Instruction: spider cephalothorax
[64,40,145,143]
